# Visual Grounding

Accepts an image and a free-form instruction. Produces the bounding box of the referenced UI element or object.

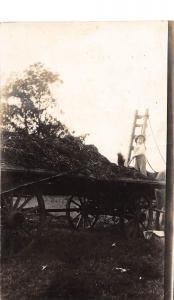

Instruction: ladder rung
[136,115,144,119]
[135,124,143,127]
[127,110,149,162]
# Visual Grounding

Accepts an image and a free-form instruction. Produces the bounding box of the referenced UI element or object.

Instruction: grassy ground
[1,221,164,300]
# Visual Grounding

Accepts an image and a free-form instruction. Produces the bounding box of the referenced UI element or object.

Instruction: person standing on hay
[133,134,147,176]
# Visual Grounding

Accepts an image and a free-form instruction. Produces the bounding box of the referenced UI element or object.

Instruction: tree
[1,63,91,170]
[2,62,65,137]
[1,63,121,178]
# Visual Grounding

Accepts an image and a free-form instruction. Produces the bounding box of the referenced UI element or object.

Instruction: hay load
[2,131,148,181]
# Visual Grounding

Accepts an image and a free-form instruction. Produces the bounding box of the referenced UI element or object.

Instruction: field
[1,216,164,300]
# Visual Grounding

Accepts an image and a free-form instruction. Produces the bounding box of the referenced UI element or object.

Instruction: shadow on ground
[1,222,164,300]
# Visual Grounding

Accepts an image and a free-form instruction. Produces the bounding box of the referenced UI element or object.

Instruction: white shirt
[133,143,146,156]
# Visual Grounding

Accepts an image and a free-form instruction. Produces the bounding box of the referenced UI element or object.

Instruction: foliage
[1,63,104,172]
[2,62,64,137]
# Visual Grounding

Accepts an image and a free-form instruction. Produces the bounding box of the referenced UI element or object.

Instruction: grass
[1,222,164,300]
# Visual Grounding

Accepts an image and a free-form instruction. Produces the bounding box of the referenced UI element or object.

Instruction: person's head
[135,135,145,145]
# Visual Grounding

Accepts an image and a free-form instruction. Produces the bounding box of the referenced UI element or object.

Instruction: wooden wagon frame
[1,164,165,253]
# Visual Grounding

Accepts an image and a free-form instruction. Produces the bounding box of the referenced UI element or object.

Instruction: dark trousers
[135,154,147,176]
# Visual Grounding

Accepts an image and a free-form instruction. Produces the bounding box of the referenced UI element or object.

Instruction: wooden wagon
[1,161,165,253]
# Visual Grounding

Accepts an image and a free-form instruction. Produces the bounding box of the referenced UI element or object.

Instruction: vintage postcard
[0,21,172,300]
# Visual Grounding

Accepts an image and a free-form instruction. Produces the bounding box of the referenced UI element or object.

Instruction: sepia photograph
[0,21,172,299]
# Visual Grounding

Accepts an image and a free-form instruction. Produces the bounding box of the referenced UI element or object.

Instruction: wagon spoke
[71,212,81,221]
[78,197,84,204]
[76,215,82,228]
[86,216,92,228]
[18,196,32,210]
[82,217,84,228]
[13,196,22,209]
[83,217,87,228]
[71,200,81,207]
[139,220,147,230]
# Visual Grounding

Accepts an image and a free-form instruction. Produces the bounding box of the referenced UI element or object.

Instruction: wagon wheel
[1,188,45,256]
[124,192,153,239]
[66,195,98,230]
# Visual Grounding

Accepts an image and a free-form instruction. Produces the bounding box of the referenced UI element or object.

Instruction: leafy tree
[2,62,65,137]
[1,63,91,171]
[1,63,124,179]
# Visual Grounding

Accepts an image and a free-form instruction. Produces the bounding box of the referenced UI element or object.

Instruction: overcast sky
[0,21,167,171]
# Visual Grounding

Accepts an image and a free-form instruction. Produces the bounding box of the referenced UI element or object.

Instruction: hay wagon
[1,162,165,253]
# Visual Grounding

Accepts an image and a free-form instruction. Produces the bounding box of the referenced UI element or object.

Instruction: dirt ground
[1,220,164,300]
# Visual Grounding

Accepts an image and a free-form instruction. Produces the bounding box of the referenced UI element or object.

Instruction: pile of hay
[1,131,147,180]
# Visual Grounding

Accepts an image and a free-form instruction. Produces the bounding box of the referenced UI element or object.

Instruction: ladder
[127,109,149,165]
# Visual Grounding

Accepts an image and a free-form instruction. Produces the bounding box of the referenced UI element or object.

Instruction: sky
[0,21,168,171]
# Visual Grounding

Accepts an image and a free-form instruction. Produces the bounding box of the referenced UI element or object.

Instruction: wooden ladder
[126,109,149,165]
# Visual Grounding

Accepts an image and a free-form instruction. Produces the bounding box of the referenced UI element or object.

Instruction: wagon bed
[1,161,165,195]
[1,162,165,255]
